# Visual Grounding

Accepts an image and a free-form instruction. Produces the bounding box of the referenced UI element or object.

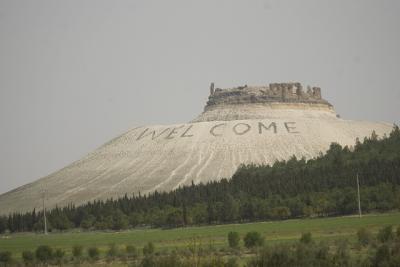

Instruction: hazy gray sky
[0,0,399,194]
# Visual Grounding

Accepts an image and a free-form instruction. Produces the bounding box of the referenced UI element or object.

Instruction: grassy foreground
[1,212,399,257]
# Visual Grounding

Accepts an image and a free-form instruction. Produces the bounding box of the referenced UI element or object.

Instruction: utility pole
[42,189,48,235]
[356,173,362,218]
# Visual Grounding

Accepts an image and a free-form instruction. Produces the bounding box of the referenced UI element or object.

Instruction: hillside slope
[0,83,393,214]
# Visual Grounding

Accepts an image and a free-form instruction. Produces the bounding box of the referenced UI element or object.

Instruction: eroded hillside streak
[148,143,197,193]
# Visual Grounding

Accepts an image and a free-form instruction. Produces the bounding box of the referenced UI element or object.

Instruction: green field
[1,212,399,257]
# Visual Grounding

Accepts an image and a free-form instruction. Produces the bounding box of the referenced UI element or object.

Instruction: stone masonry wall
[206,83,331,110]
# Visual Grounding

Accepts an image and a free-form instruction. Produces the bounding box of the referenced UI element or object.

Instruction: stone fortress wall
[206,82,331,110]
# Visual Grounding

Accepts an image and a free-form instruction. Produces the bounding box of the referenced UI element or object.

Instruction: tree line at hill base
[1,126,399,233]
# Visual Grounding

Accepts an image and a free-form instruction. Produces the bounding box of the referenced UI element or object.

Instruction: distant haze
[0,0,399,194]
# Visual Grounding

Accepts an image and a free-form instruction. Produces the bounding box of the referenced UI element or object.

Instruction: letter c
[210,123,226,137]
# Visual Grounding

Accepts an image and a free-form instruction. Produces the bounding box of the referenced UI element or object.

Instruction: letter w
[136,128,170,140]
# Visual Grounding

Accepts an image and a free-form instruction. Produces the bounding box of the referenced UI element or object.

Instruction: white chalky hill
[0,83,393,214]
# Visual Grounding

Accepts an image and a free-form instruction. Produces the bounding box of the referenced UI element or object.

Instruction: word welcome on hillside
[136,121,300,141]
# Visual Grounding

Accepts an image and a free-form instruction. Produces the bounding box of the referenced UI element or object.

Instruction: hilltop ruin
[207,82,331,108]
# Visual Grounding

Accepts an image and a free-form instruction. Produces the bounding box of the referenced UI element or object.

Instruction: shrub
[140,255,156,267]
[143,242,155,255]
[53,248,65,264]
[357,228,372,246]
[107,243,119,258]
[299,232,313,244]
[247,245,292,267]
[88,247,100,260]
[0,251,12,266]
[201,256,226,267]
[314,242,330,263]
[332,240,350,266]
[295,242,316,266]
[35,245,53,263]
[226,257,239,267]
[377,225,394,243]
[22,250,35,265]
[72,245,83,258]
[228,231,240,249]
[373,244,391,267]
[152,253,185,267]
[126,245,139,258]
[244,231,265,248]
[397,225,400,240]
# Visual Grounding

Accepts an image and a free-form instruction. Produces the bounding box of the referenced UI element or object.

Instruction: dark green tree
[126,245,139,259]
[143,242,155,256]
[72,245,83,258]
[299,232,313,244]
[35,245,53,264]
[244,231,265,248]
[22,250,35,266]
[228,231,240,249]
[0,251,12,266]
[377,225,394,243]
[87,247,100,260]
[53,249,65,265]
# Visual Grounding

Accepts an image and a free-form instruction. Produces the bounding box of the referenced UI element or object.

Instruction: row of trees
[1,126,399,233]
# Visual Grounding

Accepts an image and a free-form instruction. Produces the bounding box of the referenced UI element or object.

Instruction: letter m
[258,122,277,134]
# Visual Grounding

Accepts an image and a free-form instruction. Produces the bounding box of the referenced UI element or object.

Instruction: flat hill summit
[0,83,392,214]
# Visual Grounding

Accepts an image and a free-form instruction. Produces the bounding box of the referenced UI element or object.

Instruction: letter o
[233,123,251,135]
